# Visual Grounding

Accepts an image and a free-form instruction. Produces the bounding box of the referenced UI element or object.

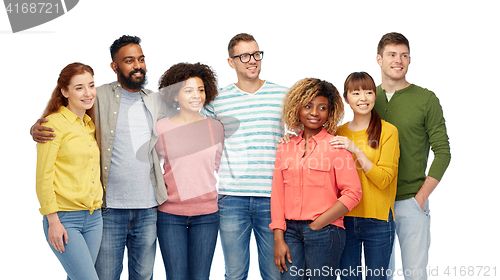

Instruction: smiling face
[61,71,96,119]
[299,95,329,137]
[345,88,376,117]
[111,43,147,92]
[228,40,262,82]
[175,77,206,115]
[377,43,410,83]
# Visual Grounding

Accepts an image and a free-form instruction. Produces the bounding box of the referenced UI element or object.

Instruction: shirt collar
[294,128,329,145]
[59,106,91,125]
[113,81,149,96]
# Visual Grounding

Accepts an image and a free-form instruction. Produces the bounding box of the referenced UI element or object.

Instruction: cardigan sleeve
[365,122,400,190]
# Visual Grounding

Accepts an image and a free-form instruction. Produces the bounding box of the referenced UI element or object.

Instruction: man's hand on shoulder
[31,118,56,143]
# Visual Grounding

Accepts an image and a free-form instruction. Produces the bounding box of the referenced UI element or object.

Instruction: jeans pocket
[217,194,228,203]
[368,218,387,224]
[410,197,430,217]
[308,222,329,231]
[57,211,68,219]
[101,207,111,215]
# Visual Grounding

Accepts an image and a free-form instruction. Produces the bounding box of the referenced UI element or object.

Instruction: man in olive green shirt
[374,32,451,280]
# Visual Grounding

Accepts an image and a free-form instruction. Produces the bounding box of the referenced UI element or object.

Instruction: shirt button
[110,130,113,133]
[113,112,117,115]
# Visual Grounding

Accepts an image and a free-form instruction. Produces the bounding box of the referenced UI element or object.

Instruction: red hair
[42,62,95,119]
[343,72,382,149]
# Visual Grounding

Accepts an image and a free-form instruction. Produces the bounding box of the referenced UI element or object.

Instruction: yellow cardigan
[36,106,102,215]
[337,120,399,221]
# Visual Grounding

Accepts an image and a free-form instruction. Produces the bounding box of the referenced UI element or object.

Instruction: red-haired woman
[331,72,400,280]
[36,62,103,280]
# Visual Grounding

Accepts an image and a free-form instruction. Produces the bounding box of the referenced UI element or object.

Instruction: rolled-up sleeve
[269,145,287,231]
[334,150,362,211]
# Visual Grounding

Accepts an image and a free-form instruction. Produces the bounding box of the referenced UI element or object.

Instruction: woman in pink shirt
[270,78,362,279]
[155,62,224,280]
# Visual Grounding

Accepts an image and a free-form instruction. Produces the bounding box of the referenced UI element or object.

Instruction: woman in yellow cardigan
[36,62,102,280]
[330,72,399,280]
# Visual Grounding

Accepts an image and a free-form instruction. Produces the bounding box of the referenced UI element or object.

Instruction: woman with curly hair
[269,78,362,279]
[331,72,399,280]
[155,62,224,280]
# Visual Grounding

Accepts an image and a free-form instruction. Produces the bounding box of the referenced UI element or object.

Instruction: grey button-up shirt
[94,81,168,207]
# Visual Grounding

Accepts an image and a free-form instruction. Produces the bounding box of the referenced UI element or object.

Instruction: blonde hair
[282,78,343,134]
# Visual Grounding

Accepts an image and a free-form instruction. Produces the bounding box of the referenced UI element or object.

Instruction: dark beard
[117,67,147,91]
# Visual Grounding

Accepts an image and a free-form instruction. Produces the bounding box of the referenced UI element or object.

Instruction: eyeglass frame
[230,51,264,63]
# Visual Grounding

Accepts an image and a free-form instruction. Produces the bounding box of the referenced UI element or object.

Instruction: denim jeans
[95,208,157,280]
[339,212,395,280]
[281,220,345,280]
[388,198,431,280]
[43,210,103,280]
[218,195,280,280]
[157,211,219,280]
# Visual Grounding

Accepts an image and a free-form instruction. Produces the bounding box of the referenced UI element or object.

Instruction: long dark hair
[343,72,381,149]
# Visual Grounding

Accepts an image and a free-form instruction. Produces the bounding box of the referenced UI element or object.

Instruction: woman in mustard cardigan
[330,72,400,280]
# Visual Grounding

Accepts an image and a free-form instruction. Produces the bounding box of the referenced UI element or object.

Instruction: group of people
[32,32,450,280]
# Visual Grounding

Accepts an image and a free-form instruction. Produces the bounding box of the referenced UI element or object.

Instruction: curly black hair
[110,35,141,61]
[158,62,218,109]
[282,78,344,134]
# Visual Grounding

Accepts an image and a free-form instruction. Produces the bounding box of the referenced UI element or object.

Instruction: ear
[376,54,383,67]
[227,57,235,69]
[110,62,118,74]
[61,90,69,98]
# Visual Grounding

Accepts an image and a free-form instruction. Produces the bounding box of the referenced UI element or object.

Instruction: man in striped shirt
[201,33,287,280]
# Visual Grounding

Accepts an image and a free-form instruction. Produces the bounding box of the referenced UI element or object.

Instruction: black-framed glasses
[230,51,264,63]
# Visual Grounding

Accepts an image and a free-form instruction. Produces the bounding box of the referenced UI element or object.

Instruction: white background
[1,1,499,279]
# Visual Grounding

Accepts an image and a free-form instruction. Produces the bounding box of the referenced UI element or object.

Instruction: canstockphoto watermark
[291,266,498,278]
[3,0,79,33]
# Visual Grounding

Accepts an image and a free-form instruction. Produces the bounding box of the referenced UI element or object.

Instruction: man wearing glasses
[201,33,286,280]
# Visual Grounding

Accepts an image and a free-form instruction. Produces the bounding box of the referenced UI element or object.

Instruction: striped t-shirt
[201,81,287,196]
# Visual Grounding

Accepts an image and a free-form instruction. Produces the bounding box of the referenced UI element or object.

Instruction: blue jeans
[157,211,219,280]
[43,210,103,280]
[282,220,345,280]
[95,208,157,280]
[218,195,280,280]
[339,212,395,280]
[388,198,431,280]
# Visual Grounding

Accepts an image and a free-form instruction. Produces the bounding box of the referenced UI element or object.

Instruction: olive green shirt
[375,84,451,201]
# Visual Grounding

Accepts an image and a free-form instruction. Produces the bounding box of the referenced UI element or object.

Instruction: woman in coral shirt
[270,78,362,279]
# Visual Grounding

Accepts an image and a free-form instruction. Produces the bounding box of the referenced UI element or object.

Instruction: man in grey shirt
[32,35,167,280]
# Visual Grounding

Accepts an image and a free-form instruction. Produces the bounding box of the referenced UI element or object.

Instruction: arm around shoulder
[365,122,400,189]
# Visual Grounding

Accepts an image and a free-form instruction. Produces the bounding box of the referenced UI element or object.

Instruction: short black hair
[110,35,141,61]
